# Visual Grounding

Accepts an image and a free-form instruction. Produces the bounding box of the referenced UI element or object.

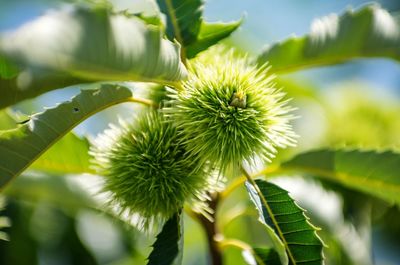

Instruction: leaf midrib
[165,0,187,63]
[243,169,298,265]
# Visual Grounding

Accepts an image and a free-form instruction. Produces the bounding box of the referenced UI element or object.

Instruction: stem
[191,192,224,265]
[219,238,251,251]
[127,96,158,108]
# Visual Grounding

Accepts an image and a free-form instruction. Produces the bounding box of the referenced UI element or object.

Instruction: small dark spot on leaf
[17,118,31,125]
[73,107,79,113]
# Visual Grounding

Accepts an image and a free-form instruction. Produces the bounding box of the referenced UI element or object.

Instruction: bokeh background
[0,0,400,264]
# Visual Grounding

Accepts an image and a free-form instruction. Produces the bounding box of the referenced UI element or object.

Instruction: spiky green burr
[166,49,297,173]
[91,111,207,228]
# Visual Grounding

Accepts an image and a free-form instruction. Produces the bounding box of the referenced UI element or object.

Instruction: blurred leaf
[186,20,241,58]
[4,174,96,213]
[0,200,39,264]
[0,69,86,110]
[322,85,400,151]
[147,212,183,265]
[0,6,186,108]
[246,179,324,265]
[281,149,400,206]
[0,196,10,241]
[30,133,93,175]
[243,247,281,265]
[0,109,17,130]
[0,54,18,79]
[0,84,133,189]
[157,0,203,46]
[258,4,400,73]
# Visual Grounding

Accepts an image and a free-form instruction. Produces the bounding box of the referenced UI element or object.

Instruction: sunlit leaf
[186,20,241,58]
[0,6,186,108]
[243,247,281,265]
[281,149,400,206]
[156,0,241,59]
[246,179,324,265]
[147,212,183,265]
[157,0,203,46]
[258,4,400,73]
[0,109,92,175]
[0,196,10,241]
[30,133,93,175]
[0,69,86,110]
[0,84,133,189]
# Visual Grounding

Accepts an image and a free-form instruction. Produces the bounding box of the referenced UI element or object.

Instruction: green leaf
[0,6,186,108]
[281,149,400,206]
[186,20,242,58]
[0,69,86,109]
[246,179,324,265]
[157,0,203,46]
[0,54,18,79]
[253,248,281,265]
[30,133,93,175]
[0,196,10,241]
[0,109,92,174]
[0,84,133,189]
[4,174,97,214]
[156,0,241,59]
[258,4,400,73]
[243,248,281,265]
[0,109,18,130]
[147,212,183,265]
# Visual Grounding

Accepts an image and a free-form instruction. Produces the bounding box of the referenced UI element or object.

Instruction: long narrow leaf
[258,4,400,73]
[186,20,241,58]
[147,212,183,265]
[246,179,324,265]
[281,149,400,206]
[0,6,186,108]
[0,84,133,189]
[157,0,203,46]
[156,0,241,59]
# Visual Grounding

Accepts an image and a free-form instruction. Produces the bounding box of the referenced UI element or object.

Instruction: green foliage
[4,174,96,214]
[323,85,400,150]
[0,84,133,189]
[157,0,203,46]
[0,109,92,175]
[0,5,186,109]
[281,149,400,206]
[0,196,10,241]
[253,248,281,265]
[0,69,85,110]
[2,1,400,264]
[30,133,93,175]
[0,54,18,79]
[157,0,241,58]
[186,21,242,58]
[258,4,400,73]
[147,212,183,265]
[91,111,207,228]
[166,50,296,173]
[246,180,324,265]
